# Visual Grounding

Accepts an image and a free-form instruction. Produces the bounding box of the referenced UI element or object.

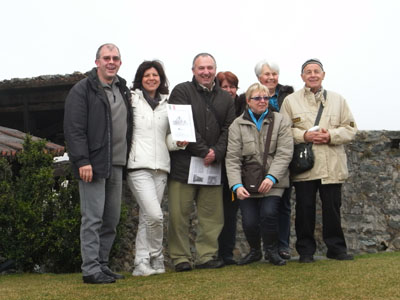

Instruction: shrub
[0,136,127,273]
[0,136,81,272]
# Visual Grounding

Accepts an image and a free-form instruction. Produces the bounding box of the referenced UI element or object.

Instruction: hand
[313,128,331,144]
[79,164,93,182]
[176,140,189,147]
[304,130,320,143]
[236,186,251,200]
[203,148,216,166]
[258,178,273,194]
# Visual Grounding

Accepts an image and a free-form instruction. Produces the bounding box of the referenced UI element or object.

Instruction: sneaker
[132,260,157,276]
[151,257,166,274]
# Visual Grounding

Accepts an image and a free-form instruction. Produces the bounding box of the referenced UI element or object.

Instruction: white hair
[254,60,280,77]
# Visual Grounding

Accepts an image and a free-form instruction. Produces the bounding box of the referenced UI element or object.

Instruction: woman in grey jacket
[225,83,293,266]
[127,61,187,276]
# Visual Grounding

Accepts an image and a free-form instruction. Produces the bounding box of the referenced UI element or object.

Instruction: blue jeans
[239,196,280,250]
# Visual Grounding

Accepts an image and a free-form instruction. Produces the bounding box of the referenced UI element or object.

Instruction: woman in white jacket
[127,61,187,276]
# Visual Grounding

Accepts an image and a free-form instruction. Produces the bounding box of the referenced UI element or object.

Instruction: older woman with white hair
[254,60,294,261]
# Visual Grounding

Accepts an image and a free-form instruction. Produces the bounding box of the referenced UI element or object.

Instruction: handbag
[241,113,274,193]
[289,142,314,174]
[289,91,326,174]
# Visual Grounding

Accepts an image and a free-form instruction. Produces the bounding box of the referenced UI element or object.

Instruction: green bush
[0,136,127,273]
[0,136,81,273]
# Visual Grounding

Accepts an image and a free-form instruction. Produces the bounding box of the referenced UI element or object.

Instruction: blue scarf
[248,108,269,131]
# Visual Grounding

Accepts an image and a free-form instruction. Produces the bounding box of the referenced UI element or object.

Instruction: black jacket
[272,84,294,112]
[64,68,133,179]
[168,77,236,183]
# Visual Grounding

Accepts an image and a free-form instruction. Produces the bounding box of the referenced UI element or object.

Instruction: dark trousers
[239,196,280,250]
[218,182,239,260]
[293,180,347,256]
[278,186,292,251]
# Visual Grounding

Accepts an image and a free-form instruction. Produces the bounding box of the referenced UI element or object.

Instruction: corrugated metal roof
[0,126,64,158]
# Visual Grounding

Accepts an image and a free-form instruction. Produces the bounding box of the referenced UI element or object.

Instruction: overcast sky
[2,0,399,130]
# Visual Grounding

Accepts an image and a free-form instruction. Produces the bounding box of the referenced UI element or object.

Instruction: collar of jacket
[304,86,326,106]
[191,76,220,94]
[132,88,168,104]
[87,67,127,91]
[242,108,273,124]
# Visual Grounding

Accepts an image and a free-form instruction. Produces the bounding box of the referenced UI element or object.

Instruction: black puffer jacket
[272,84,294,112]
[168,77,236,183]
[64,68,133,179]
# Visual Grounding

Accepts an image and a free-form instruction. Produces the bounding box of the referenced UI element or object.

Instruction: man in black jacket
[167,53,236,272]
[64,43,132,284]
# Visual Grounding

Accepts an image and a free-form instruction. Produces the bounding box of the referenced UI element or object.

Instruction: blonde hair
[245,82,270,100]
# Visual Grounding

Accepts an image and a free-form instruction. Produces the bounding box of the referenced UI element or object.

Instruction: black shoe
[196,258,225,269]
[264,252,270,261]
[279,250,291,260]
[82,271,116,284]
[222,257,237,266]
[175,262,192,272]
[327,252,354,261]
[266,250,286,266]
[237,249,262,266]
[299,255,314,263]
[101,267,125,279]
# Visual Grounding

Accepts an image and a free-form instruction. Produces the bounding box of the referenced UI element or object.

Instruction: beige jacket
[225,110,293,197]
[280,87,357,184]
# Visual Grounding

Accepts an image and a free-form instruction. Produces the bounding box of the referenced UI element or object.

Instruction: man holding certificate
[167,53,236,272]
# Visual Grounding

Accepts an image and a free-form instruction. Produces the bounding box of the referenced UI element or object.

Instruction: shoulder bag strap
[314,90,327,126]
[262,112,275,171]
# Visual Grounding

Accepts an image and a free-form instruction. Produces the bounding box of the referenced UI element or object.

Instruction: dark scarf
[142,89,160,110]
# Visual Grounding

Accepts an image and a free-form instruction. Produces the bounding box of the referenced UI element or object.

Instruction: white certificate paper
[167,104,196,143]
[188,156,221,185]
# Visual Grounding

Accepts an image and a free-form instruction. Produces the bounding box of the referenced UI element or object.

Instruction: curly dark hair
[131,60,169,94]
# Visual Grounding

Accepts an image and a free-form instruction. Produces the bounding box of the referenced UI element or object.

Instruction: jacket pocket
[242,137,256,156]
[329,115,340,128]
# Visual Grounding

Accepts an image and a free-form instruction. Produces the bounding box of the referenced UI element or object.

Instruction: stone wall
[112,130,400,271]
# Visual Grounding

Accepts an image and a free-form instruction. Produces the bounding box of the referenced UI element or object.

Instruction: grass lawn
[0,252,399,300]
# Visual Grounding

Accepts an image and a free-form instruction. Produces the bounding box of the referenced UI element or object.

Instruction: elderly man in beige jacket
[280,58,357,263]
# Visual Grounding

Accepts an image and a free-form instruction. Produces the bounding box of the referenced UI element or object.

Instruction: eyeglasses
[101,56,121,62]
[250,96,270,101]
